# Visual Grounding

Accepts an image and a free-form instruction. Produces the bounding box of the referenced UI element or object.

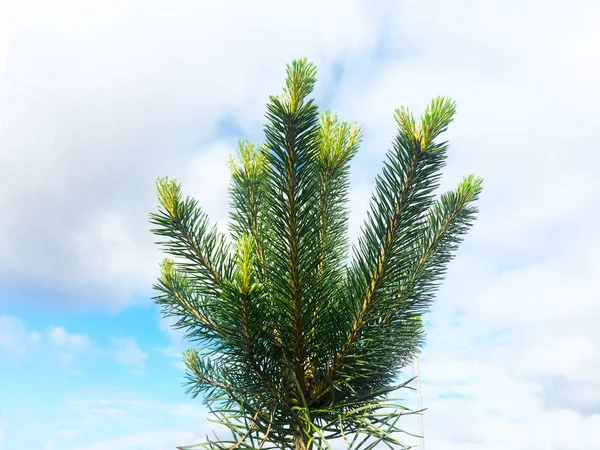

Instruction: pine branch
[150,177,234,293]
[318,98,456,398]
[306,112,362,397]
[383,174,484,323]
[332,175,484,392]
[230,234,281,398]
[150,59,483,450]
[228,142,269,279]
[262,59,321,395]
[153,258,221,341]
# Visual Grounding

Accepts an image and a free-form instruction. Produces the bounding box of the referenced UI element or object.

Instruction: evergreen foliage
[150,59,482,450]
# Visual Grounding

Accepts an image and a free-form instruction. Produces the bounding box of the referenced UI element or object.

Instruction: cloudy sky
[1,0,599,449]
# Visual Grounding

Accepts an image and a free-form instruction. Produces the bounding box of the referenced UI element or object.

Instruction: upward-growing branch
[228,142,269,280]
[263,60,320,397]
[318,98,457,395]
[150,59,483,450]
[306,112,362,395]
[151,177,233,292]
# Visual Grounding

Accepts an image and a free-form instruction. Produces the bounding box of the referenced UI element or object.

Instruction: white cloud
[1,384,212,449]
[325,1,600,449]
[63,398,225,450]
[71,428,205,450]
[47,326,90,351]
[183,141,234,234]
[147,0,600,446]
[29,331,41,342]
[0,0,385,308]
[0,315,39,360]
[158,315,187,371]
[2,0,600,449]
[406,238,600,448]
[0,315,93,368]
[72,211,161,305]
[45,326,91,366]
[111,338,148,372]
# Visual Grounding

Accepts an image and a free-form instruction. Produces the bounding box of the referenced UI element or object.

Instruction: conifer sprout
[150,58,482,450]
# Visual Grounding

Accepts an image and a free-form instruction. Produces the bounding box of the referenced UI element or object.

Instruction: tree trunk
[292,422,309,450]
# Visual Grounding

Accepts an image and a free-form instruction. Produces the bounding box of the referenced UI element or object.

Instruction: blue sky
[1,0,600,449]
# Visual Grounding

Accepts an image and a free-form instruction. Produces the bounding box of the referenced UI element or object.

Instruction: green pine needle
[149,58,483,450]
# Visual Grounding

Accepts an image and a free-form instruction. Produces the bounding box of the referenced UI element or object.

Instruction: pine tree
[150,59,482,450]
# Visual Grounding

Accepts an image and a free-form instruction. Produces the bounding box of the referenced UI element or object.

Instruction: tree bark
[292,422,309,450]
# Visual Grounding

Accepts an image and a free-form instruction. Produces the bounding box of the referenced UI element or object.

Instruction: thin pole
[415,356,425,450]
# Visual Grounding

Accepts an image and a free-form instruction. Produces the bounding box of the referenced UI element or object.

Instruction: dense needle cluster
[150,59,482,450]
